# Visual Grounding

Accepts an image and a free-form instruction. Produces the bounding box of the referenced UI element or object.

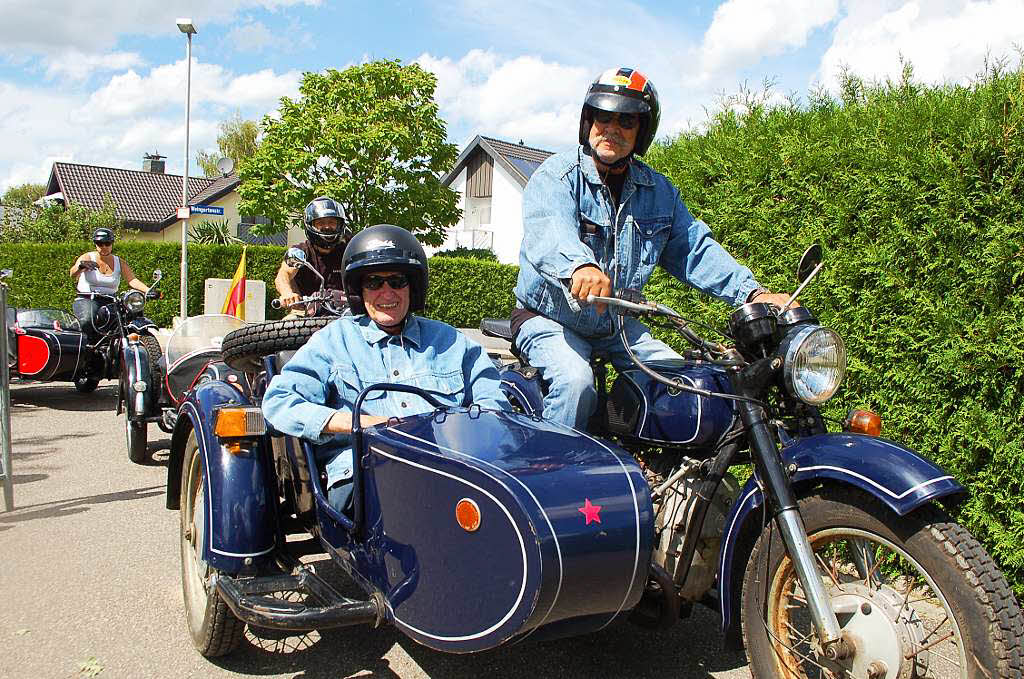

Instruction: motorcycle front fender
[126,317,157,334]
[121,339,151,418]
[716,432,965,640]
[166,382,277,574]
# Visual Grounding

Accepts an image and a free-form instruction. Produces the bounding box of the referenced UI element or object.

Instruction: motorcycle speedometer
[123,290,145,314]
[782,325,846,405]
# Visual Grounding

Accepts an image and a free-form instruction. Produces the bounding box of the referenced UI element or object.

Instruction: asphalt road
[0,381,752,679]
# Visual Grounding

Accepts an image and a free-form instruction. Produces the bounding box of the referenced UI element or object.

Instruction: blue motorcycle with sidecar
[164,246,1022,678]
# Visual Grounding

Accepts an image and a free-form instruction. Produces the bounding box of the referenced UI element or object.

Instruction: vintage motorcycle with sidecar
[3,268,163,395]
[164,247,1022,677]
[118,313,249,464]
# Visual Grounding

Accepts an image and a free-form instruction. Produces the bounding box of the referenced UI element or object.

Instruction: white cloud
[694,0,841,83]
[0,0,321,57]
[417,50,590,151]
[818,0,1024,89]
[43,50,146,80]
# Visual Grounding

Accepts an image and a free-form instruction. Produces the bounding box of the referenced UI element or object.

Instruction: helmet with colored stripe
[342,224,428,315]
[579,67,661,157]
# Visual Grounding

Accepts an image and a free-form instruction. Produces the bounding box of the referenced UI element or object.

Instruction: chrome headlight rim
[122,290,145,314]
[782,325,846,405]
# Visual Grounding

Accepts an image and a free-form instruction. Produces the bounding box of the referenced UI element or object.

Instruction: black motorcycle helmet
[93,227,115,244]
[342,224,428,316]
[579,67,661,160]
[303,196,350,250]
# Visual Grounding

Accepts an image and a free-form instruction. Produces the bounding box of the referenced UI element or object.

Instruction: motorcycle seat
[274,350,298,375]
[480,318,513,342]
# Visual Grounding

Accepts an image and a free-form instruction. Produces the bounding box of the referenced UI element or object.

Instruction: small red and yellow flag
[221,247,246,319]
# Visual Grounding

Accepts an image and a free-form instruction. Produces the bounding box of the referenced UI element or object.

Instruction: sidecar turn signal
[456,498,481,532]
[844,409,881,437]
[215,407,266,438]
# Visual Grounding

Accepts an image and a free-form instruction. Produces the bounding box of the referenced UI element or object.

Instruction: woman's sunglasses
[363,273,410,291]
[591,110,639,130]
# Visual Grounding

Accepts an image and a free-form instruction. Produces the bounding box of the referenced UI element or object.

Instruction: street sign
[176,206,191,219]
[192,205,224,216]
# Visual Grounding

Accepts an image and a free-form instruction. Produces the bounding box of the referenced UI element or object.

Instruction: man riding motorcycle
[512,66,794,429]
[274,196,350,317]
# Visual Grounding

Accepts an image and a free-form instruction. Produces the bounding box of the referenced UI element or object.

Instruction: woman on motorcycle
[70,227,154,339]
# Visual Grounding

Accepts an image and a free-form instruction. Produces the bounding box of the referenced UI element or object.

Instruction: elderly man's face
[588,110,638,169]
[362,270,410,332]
[312,216,342,233]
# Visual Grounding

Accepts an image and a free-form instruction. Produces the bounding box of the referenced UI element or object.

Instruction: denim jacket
[262,314,511,486]
[514,147,761,337]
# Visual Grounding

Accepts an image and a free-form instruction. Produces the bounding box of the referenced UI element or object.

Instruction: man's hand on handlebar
[279,292,301,309]
[570,264,612,314]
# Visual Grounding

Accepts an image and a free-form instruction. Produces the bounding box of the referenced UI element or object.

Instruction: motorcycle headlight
[122,291,145,314]
[782,326,846,405]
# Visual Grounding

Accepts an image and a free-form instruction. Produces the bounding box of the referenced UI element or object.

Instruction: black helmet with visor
[92,227,115,244]
[579,67,661,158]
[342,224,428,316]
[303,196,350,250]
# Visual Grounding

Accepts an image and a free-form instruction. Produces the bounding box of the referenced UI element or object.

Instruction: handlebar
[272,294,321,310]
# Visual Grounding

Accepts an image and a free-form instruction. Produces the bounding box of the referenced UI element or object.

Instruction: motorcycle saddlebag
[606,359,735,451]
[352,408,654,653]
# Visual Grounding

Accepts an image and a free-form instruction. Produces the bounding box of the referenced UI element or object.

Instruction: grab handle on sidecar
[346,383,447,535]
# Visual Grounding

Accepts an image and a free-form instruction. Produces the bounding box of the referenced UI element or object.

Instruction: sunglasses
[363,273,410,291]
[592,110,639,130]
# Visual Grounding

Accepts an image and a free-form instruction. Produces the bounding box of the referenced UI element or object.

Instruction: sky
[1,0,1022,193]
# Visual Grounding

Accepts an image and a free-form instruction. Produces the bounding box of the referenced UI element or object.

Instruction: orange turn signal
[844,409,882,437]
[455,498,481,532]
[214,407,266,438]
[127,333,140,343]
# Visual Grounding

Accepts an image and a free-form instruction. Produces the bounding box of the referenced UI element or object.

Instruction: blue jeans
[516,314,681,429]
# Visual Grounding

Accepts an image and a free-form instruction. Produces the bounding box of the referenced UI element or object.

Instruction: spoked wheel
[180,430,244,656]
[741,486,1023,679]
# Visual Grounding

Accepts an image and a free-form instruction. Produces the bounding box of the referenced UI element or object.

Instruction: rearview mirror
[285,247,307,269]
[152,269,163,283]
[797,244,822,283]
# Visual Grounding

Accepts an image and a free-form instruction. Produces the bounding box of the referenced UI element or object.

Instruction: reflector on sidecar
[455,498,481,532]
[843,409,882,437]
[214,407,266,438]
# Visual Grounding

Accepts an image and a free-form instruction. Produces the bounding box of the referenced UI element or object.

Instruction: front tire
[179,429,244,656]
[220,317,334,371]
[740,486,1023,678]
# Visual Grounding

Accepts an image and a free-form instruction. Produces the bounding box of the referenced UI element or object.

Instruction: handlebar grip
[271,299,283,309]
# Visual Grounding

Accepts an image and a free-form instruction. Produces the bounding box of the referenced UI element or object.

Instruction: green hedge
[0,243,518,330]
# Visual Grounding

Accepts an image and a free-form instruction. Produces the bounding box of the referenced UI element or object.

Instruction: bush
[432,247,498,262]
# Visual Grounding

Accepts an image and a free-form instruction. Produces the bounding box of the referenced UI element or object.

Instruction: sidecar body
[6,307,91,382]
[169,366,655,654]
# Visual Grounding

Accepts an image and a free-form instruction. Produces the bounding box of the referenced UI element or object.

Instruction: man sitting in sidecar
[262,224,512,510]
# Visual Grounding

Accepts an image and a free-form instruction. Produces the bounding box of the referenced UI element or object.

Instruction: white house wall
[488,161,524,265]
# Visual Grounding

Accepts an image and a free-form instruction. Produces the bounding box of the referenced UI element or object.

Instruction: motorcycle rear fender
[121,339,151,418]
[165,381,277,574]
[716,432,965,640]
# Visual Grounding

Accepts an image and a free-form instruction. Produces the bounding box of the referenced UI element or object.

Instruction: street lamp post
[176,18,197,322]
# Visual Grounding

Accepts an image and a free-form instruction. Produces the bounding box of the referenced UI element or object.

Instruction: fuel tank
[338,407,654,653]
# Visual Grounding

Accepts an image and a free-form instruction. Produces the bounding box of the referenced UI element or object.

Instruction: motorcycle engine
[652,466,740,602]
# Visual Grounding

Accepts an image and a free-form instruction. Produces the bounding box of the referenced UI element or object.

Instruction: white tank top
[77,253,121,295]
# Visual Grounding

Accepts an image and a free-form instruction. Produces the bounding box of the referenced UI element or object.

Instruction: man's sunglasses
[591,110,639,130]
[363,273,410,290]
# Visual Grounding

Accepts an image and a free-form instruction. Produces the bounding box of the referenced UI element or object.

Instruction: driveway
[0,381,751,678]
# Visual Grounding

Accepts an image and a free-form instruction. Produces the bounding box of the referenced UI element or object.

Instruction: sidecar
[5,307,97,390]
[120,314,250,464]
[166,344,656,657]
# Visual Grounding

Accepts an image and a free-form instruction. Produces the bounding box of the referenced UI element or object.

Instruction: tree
[196,113,260,178]
[0,196,121,244]
[1,183,47,207]
[238,60,460,245]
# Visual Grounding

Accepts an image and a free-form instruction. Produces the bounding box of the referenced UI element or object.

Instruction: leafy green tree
[0,196,121,244]
[1,183,47,207]
[238,59,460,245]
[196,113,260,178]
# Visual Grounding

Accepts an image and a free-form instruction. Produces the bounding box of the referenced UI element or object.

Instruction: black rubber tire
[138,333,163,413]
[180,429,244,657]
[740,485,1024,679]
[126,416,148,464]
[221,317,335,371]
[74,376,99,393]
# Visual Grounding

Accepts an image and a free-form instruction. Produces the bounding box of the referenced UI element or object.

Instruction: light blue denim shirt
[514,147,761,337]
[262,314,512,487]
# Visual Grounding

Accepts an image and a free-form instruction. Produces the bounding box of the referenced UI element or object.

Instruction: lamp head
[176,18,197,34]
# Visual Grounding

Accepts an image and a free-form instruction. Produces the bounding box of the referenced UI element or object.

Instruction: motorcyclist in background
[274,196,351,317]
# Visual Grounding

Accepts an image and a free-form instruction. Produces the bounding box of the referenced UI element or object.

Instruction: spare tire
[221,317,335,371]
